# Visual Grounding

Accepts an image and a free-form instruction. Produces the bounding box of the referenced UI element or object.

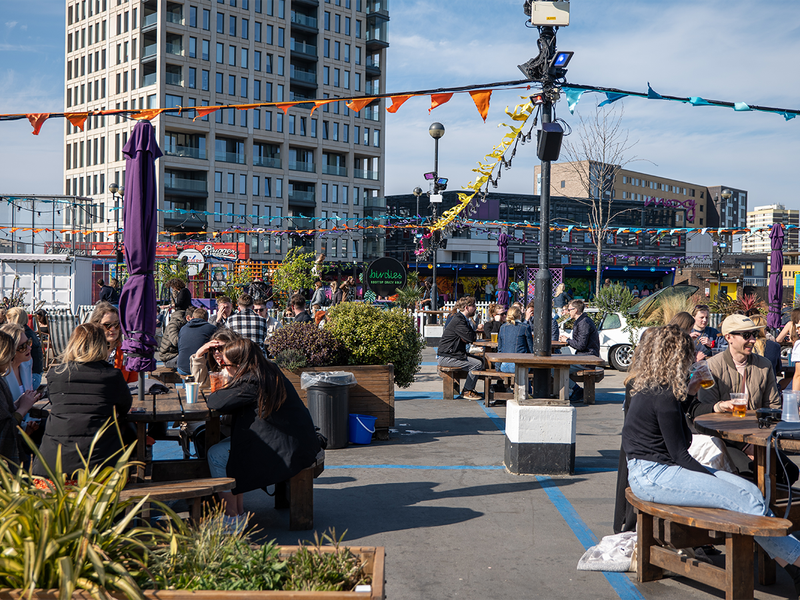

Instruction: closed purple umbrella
[768,223,784,330]
[119,121,162,378]
[496,232,510,308]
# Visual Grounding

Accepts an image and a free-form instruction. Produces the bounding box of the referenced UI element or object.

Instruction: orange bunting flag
[429,93,453,113]
[66,112,89,130]
[310,99,338,115]
[27,113,50,135]
[275,102,296,114]
[193,106,220,121]
[235,103,262,111]
[345,97,375,113]
[387,95,413,113]
[132,108,166,121]
[469,90,492,122]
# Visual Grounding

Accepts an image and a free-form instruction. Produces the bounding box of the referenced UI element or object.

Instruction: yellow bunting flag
[27,113,50,135]
[387,95,413,113]
[469,90,492,122]
[429,93,454,113]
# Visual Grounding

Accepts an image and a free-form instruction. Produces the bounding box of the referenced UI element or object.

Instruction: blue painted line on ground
[537,478,644,599]
[421,361,439,366]
[396,391,444,400]
[327,464,505,470]
[574,467,617,474]
[478,400,506,433]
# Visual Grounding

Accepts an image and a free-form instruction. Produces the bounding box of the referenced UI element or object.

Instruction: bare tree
[558,104,641,294]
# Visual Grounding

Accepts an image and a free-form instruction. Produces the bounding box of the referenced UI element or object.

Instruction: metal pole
[31,198,35,254]
[11,201,15,253]
[431,136,439,319]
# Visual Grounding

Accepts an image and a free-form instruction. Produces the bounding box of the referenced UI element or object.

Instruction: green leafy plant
[268,323,346,368]
[271,248,317,307]
[592,283,635,315]
[325,302,425,387]
[273,348,309,371]
[283,530,370,592]
[708,293,737,317]
[0,422,184,599]
[219,267,253,302]
[393,283,423,310]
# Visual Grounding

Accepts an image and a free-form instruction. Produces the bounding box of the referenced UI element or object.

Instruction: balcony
[292,0,319,6]
[290,40,317,59]
[165,71,182,86]
[253,156,281,168]
[165,146,206,160]
[362,105,381,121]
[288,216,314,229]
[290,67,317,86]
[366,24,389,49]
[290,12,318,30]
[366,0,390,19]
[364,196,386,209]
[142,72,157,87]
[143,44,157,58]
[323,164,347,177]
[289,160,315,173]
[288,190,316,207]
[166,11,184,25]
[215,151,246,165]
[143,12,158,28]
[354,169,379,180]
[743,276,768,287]
[166,42,183,56]
[164,177,208,193]
[366,55,381,76]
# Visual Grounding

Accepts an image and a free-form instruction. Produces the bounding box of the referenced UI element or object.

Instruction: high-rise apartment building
[62,0,389,262]
[743,204,799,255]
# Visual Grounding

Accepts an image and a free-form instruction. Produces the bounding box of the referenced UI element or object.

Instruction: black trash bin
[301,371,357,449]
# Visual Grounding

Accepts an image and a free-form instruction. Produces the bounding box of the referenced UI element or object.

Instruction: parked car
[561,284,699,371]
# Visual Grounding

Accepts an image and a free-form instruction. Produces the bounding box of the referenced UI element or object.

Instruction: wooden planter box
[282,365,394,439]
[0,546,385,600]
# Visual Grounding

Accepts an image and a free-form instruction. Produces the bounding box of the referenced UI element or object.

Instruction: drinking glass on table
[491,332,498,344]
[730,393,747,418]
[689,360,715,389]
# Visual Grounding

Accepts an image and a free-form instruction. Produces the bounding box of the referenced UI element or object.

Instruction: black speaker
[537,122,564,162]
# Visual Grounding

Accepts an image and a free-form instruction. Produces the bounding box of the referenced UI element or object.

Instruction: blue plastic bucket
[348,413,377,445]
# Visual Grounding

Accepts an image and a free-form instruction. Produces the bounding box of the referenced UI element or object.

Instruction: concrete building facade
[62,0,389,262]
[743,204,799,258]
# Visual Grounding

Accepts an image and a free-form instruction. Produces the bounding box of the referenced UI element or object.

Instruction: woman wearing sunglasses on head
[205,338,320,526]
[88,302,137,384]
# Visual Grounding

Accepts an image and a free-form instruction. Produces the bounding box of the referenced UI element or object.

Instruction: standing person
[0,330,41,463]
[177,307,217,377]
[157,290,192,369]
[623,325,800,590]
[205,338,320,524]
[345,276,357,302]
[337,282,351,304]
[437,296,482,401]
[211,296,234,328]
[290,294,313,323]
[559,299,600,403]
[97,278,116,304]
[88,302,137,383]
[310,280,328,309]
[32,323,134,478]
[553,283,570,314]
[484,280,494,303]
[226,293,269,350]
[253,300,281,338]
[330,281,342,306]
[5,308,43,389]
[691,304,720,359]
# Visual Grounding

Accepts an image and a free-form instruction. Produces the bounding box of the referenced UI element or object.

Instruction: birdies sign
[366,257,407,297]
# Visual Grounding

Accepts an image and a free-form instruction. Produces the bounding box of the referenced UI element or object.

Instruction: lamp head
[108,182,119,195]
[429,122,445,140]
[118,185,125,197]
[721,189,732,200]
[413,187,423,197]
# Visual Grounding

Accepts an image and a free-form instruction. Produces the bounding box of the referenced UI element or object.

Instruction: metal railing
[143,12,158,27]
[290,40,317,56]
[289,160,315,173]
[290,13,317,28]
[142,73,157,87]
[166,42,183,56]
[288,190,315,202]
[290,68,316,83]
[163,177,207,192]
[322,164,347,177]
[354,169,379,180]
[164,146,206,159]
[253,156,281,168]
[215,151,246,165]
[166,12,184,25]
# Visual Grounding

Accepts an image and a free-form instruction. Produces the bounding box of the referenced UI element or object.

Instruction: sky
[1,0,799,233]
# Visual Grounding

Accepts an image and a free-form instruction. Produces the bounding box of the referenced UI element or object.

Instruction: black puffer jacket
[33,361,133,477]
[207,370,320,494]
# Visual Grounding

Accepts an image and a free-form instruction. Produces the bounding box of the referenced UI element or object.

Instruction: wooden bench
[473,370,514,406]
[121,477,236,521]
[625,488,791,600]
[437,366,468,400]
[274,453,325,530]
[570,368,605,405]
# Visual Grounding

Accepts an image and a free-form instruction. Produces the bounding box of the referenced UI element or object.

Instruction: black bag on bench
[765,420,800,518]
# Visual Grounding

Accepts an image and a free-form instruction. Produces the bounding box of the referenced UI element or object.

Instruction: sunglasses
[218,361,238,368]
[102,322,120,331]
[731,331,759,340]
[16,340,32,352]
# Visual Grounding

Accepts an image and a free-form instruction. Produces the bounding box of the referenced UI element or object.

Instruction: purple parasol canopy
[119,121,162,372]
[768,223,784,330]
[496,232,510,308]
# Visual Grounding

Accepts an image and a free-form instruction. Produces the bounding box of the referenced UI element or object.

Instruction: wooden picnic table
[474,340,567,351]
[694,411,800,585]
[485,353,604,403]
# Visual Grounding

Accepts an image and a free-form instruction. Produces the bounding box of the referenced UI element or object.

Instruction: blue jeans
[628,458,800,563]
[207,437,231,479]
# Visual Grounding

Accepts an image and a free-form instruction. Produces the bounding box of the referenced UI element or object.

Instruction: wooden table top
[694,412,800,451]
[486,353,604,367]
[128,388,217,423]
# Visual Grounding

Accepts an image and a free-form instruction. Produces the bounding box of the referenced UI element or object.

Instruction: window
[253,79,260,100]
[323,66,329,85]
[215,72,223,93]
[278,27,284,46]
[227,177,235,195]
[188,67,196,88]
[345,16,350,35]
[240,77,247,97]
[324,11,330,30]
[252,176,259,195]
[276,178,282,198]
[334,40,340,60]
[240,47,248,68]
[333,68,339,86]
[321,183,328,203]
[216,42,224,62]
[217,12,224,33]
[266,24,273,44]
[254,50,261,70]
[239,176,246,195]
[214,174,222,194]
[228,74,235,95]
[189,5,197,27]
[356,20,361,38]
[276,112,283,132]
[214,199,222,220]
[277,55,284,75]
[253,108,260,128]
[202,39,209,60]
[335,13,340,32]
[229,44,236,66]
[229,15,236,35]
[323,38,330,58]
[255,21,261,42]
[242,18,248,39]
[203,8,210,29]
[344,43,350,62]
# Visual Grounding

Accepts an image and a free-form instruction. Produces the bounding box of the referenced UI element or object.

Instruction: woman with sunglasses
[32,323,134,479]
[205,338,320,524]
[0,329,41,463]
[88,302,136,384]
[190,328,242,389]
[0,323,35,403]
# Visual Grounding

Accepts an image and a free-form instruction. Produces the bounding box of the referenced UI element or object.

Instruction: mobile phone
[36,384,49,397]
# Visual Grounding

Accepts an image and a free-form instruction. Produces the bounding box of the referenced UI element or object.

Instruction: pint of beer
[731,393,747,418]
[491,332,498,343]
[690,360,715,390]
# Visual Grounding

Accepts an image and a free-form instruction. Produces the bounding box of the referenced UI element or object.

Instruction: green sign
[366,257,407,297]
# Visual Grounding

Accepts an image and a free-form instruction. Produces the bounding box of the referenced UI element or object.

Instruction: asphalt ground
[155,348,800,600]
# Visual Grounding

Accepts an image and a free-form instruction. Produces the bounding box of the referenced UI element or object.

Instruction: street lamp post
[108,183,124,279]
[428,123,445,321]
[413,186,423,274]
[715,189,732,299]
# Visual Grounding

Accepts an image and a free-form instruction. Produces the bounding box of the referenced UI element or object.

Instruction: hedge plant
[267,323,346,368]
[325,302,424,387]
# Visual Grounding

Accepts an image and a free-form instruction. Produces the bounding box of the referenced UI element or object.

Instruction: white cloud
[5,21,18,29]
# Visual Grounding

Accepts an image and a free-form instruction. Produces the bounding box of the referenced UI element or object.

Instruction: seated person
[497,305,533,374]
[206,338,321,525]
[437,296,482,401]
[32,323,134,478]
[0,330,41,463]
[0,323,34,402]
[190,328,242,389]
[483,304,506,340]
[157,290,192,368]
[177,307,217,376]
[88,302,137,383]
[6,308,43,389]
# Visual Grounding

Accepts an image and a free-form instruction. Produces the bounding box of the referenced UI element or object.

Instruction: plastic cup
[185,382,199,404]
[730,393,747,418]
[689,361,715,390]
[783,390,800,422]
[209,372,223,392]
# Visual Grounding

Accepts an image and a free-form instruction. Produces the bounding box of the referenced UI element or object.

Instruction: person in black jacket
[177,307,218,376]
[206,338,320,523]
[291,293,313,323]
[437,296,482,400]
[559,299,600,402]
[32,323,134,478]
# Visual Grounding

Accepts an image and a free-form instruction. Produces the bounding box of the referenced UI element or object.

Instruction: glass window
[217,12,224,33]
[214,174,222,195]
[239,176,246,195]
[227,176,234,195]
[278,27,284,47]
[229,44,236,66]
[202,69,209,90]
[188,67,196,88]
[253,108,260,128]
[216,42,224,63]
[240,77,247,97]
[202,39,209,60]
[253,79,260,100]
[189,36,197,57]
[323,38,329,58]
[254,50,261,70]
[265,110,271,129]
[252,176,259,196]
[228,74,235,94]
[242,18,248,39]
[203,8,210,29]
[266,24,273,44]
[189,6,197,27]
[324,11,330,30]
[255,22,261,42]
[276,178,282,198]
[229,15,236,36]
[344,43,350,62]
[264,177,271,196]
[241,47,248,68]
[373,129,380,147]
[215,72,223,93]
[335,14,340,33]
[334,41,340,60]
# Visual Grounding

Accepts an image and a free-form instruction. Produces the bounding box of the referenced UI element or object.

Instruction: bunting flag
[193,106,220,121]
[65,112,88,131]
[429,93,454,113]
[387,95,414,113]
[345,97,375,113]
[469,90,492,122]
[132,108,166,120]
[27,113,50,135]
[311,98,342,115]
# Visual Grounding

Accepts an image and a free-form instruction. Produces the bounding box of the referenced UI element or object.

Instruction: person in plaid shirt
[226,293,268,350]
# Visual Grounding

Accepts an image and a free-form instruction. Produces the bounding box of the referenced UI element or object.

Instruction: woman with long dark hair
[206,338,320,524]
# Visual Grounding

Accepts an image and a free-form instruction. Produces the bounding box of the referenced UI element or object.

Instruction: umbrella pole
[138,372,145,405]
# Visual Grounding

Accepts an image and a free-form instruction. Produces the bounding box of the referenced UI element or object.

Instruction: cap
[721,314,764,336]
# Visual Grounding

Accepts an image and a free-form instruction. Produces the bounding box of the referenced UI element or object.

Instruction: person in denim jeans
[622,325,800,588]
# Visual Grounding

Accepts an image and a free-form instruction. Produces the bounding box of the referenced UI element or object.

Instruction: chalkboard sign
[365,257,407,297]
